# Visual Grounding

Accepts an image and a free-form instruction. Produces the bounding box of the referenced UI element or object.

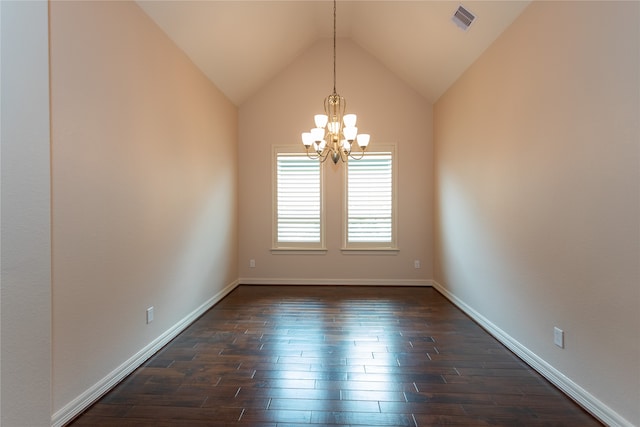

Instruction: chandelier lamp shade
[301,0,370,164]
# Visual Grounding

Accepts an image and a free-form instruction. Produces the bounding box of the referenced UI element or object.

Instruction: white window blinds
[347,152,394,244]
[275,153,321,244]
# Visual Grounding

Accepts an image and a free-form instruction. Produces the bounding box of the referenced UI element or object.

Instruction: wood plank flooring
[68,285,602,426]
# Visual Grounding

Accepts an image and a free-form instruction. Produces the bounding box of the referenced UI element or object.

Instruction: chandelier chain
[333,0,337,95]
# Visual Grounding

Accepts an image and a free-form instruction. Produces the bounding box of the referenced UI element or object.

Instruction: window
[344,148,397,250]
[273,148,324,250]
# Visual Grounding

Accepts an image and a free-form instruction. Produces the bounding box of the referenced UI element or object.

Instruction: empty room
[1,1,638,426]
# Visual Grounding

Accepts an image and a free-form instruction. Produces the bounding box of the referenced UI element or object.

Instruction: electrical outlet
[146,306,154,324]
[414,260,421,269]
[249,259,256,268]
[554,327,564,348]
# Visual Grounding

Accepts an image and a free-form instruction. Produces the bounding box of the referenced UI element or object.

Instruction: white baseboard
[431,280,632,427]
[54,280,628,427]
[51,280,240,427]
[238,277,433,287]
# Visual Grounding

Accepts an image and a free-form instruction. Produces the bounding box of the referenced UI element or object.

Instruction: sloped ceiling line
[136,1,531,106]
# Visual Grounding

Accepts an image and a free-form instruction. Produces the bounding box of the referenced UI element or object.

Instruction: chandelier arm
[340,146,351,157]
[317,143,332,163]
[307,149,332,164]
[341,148,349,163]
[319,151,331,163]
[305,148,321,161]
[348,147,367,161]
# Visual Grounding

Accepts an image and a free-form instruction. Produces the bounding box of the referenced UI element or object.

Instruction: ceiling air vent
[452,5,476,31]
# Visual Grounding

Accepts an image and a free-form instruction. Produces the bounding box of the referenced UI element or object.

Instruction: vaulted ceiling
[137,1,531,106]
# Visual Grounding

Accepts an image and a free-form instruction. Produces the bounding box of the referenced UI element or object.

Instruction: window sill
[340,247,400,255]
[271,247,328,255]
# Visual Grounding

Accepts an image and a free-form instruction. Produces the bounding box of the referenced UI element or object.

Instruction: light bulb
[357,134,370,147]
[343,126,357,141]
[314,114,328,128]
[301,132,314,147]
[328,121,340,134]
[343,114,357,127]
[311,127,325,142]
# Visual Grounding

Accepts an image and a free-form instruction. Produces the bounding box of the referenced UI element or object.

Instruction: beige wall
[50,0,238,416]
[238,38,433,284]
[0,1,52,425]
[3,1,637,425]
[434,1,639,425]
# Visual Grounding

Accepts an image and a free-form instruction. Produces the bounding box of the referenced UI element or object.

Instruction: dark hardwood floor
[69,285,602,426]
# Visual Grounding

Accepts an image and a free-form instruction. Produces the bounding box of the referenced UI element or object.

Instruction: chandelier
[301,0,370,164]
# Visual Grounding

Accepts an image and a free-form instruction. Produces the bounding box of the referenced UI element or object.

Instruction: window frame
[342,144,399,254]
[271,145,326,254]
